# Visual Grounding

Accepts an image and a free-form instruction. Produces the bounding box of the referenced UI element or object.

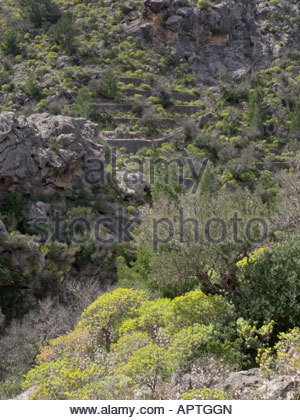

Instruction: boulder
[220,368,263,399]
[28,202,51,225]
[257,376,299,400]
[117,171,150,200]
[166,15,183,30]
[14,387,37,400]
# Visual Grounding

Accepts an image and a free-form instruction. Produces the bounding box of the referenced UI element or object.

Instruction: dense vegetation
[1,0,300,400]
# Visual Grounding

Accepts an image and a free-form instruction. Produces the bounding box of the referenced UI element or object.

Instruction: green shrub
[197,0,212,9]
[259,327,300,398]
[66,374,133,400]
[21,286,241,399]
[145,249,200,298]
[166,290,234,333]
[199,161,219,197]
[1,29,22,57]
[117,343,168,397]
[109,332,151,370]
[262,327,300,374]
[0,379,23,400]
[235,233,300,331]
[23,359,104,400]
[167,324,237,370]
[183,118,199,143]
[77,288,149,350]
[153,84,174,109]
[237,318,274,354]
[22,73,41,100]
[246,87,267,135]
[0,234,46,320]
[71,87,93,118]
[118,298,172,339]
[37,329,94,365]
[53,12,77,54]
[141,110,160,138]
[117,247,153,291]
[19,0,61,28]
[0,192,23,220]
[132,101,144,118]
[290,101,300,137]
[0,252,24,318]
[100,69,119,99]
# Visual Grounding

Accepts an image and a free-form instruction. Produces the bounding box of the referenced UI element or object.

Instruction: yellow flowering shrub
[23,360,105,400]
[165,290,234,333]
[77,288,149,349]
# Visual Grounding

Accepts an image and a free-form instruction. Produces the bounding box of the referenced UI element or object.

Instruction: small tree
[120,343,167,398]
[259,328,300,398]
[53,12,77,54]
[157,88,173,109]
[154,81,174,109]
[71,87,93,119]
[1,29,21,56]
[142,109,160,138]
[22,73,41,99]
[290,100,300,137]
[100,69,119,99]
[78,288,149,350]
[199,160,219,197]
[246,87,266,136]
[235,233,300,331]
[19,0,61,28]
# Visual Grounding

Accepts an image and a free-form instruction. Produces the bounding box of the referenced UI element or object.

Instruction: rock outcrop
[171,364,300,400]
[0,113,151,324]
[219,368,299,400]
[0,112,104,195]
[141,0,300,83]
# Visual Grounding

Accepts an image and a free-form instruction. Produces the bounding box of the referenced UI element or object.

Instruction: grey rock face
[171,363,300,400]
[260,376,300,400]
[142,0,300,83]
[28,202,51,225]
[0,112,104,195]
[220,368,262,399]
[218,368,299,400]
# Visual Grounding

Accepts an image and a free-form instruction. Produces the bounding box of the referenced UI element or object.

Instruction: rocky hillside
[1,0,300,401]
